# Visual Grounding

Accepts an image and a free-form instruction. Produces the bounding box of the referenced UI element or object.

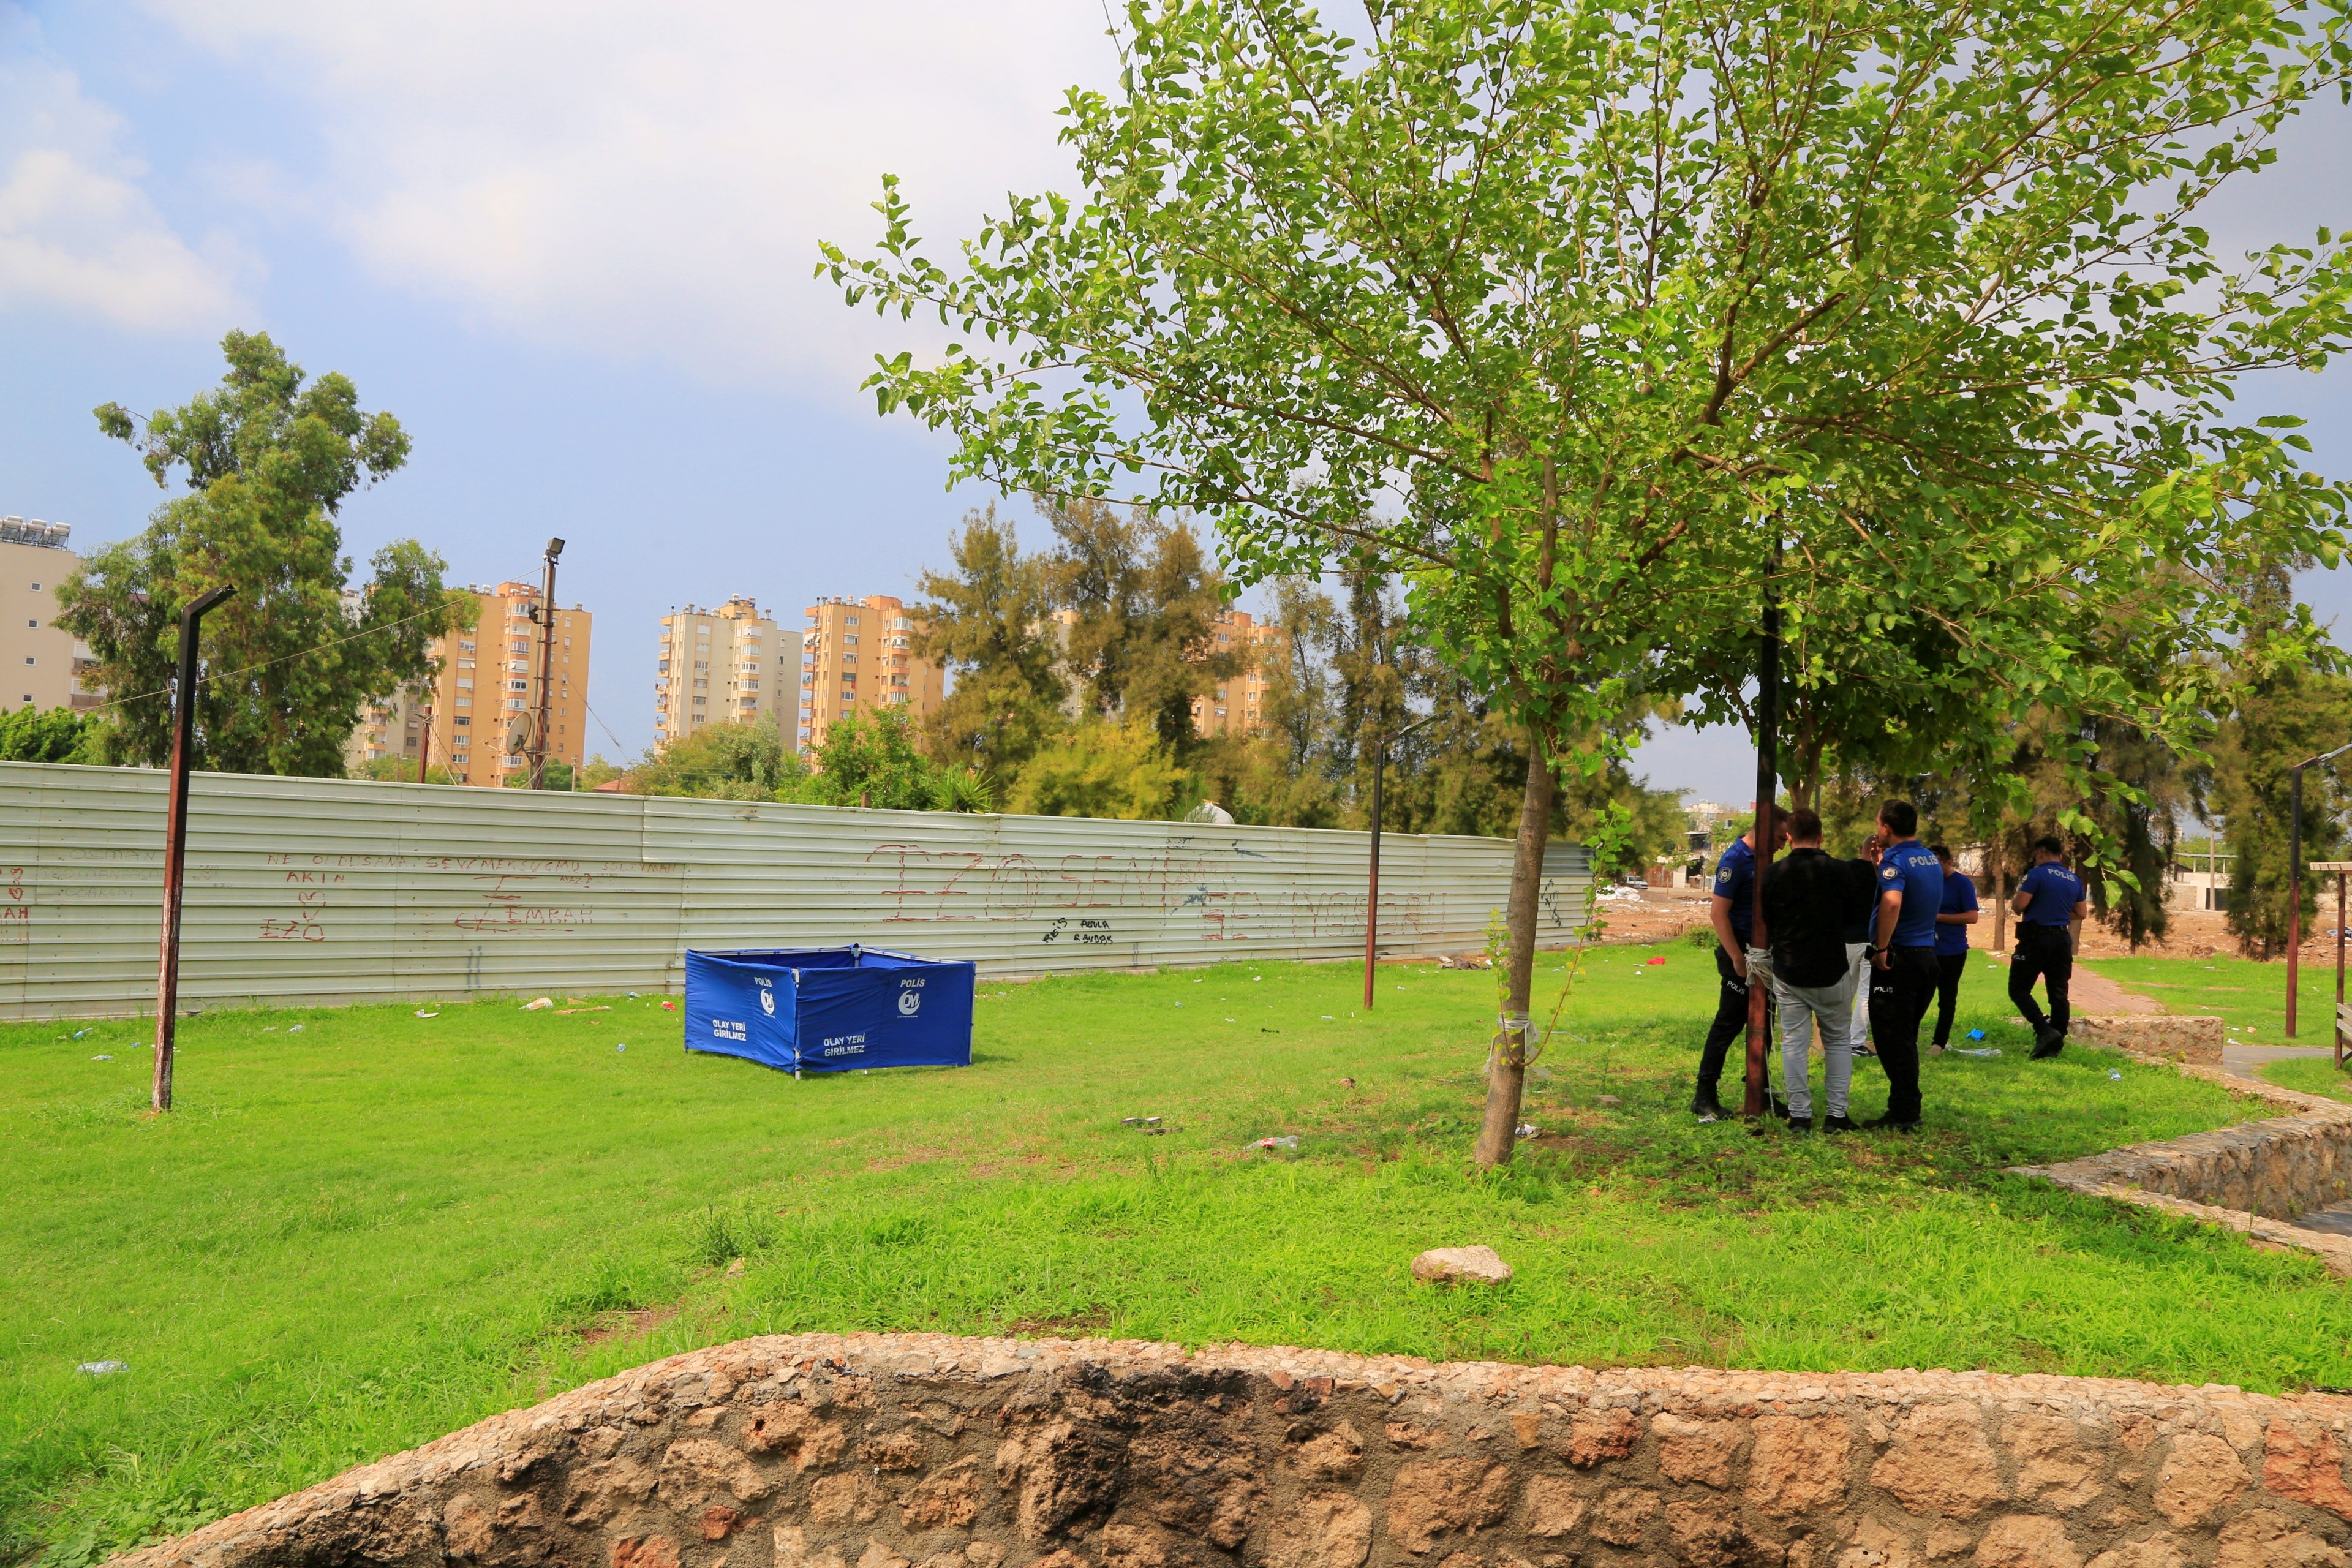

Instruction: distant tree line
[611,498,1691,870]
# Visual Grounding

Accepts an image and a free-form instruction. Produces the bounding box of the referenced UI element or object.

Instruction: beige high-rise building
[797,594,945,753]
[652,596,783,746]
[1189,608,1287,737]
[356,582,593,786]
[2,516,97,714]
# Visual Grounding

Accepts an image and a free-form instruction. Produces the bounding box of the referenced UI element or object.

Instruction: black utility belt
[2021,922,2070,930]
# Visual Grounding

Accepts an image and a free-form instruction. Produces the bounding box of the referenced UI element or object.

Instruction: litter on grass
[414,1011,439,1019]
[77,1360,126,1376]
[70,1028,90,1039]
[91,1054,111,1061]
[286,1025,304,1033]
[2109,1070,2124,1081]
[660,1001,676,1011]
[1951,1047,2001,1057]
[1515,1123,1540,1138]
[1321,1014,1335,1020]
[555,1006,611,1015]
[523,997,555,1011]
[1120,1116,1163,1128]
[1249,1136,1300,1150]
[616,1043,627,1053]
[1966,1028,1987,1041]
[1645,957,1666,966]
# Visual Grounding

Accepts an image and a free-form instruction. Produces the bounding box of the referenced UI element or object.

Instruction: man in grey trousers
[1760,807,1879,1132]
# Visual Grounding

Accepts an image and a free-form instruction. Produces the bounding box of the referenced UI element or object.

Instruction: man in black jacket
[1761,808,1877,1132]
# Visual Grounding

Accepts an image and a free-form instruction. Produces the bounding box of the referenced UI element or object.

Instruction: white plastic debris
[1515,1123,1540,1139]
[2109,1070,2123,1081]
[1322,1014,1335,1020]
[616,1042,627,1053]
[414,1010,439,1019]
[77,1360,127,1376]
[523,997,555,1011]
[1951,1047,2002,1058]
[91,1054,113,1061]
[286,1025,304,1033]
[1250,1136,1300,1150]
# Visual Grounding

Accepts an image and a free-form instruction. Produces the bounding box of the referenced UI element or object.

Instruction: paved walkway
[2224,1042,2335,1080]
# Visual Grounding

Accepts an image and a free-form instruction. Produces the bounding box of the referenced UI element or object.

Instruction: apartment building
[2,516,96,713]
[1188,608,1287,737]
[797,594,945,753]
[358,582,593,786]
[652,596,783,745]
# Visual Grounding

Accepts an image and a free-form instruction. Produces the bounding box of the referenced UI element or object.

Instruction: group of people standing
[1692,801,2089,1132]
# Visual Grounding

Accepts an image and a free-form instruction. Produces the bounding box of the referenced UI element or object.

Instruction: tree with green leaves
[627,717,807,800]
[58,331,472,777]
[0,704,100,765]
[1042,497,1237,752]
[829,0,2352,1164]
[794,708,997,812]
[911,504,1071,775]
[2196,559,2352,957]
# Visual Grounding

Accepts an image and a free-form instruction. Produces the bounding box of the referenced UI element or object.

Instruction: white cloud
[141,1,1115,385]
[0,37,244,331]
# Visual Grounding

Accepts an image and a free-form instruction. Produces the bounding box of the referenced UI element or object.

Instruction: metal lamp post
[1363,712,1438,1010]
[2286,741,2352,1038]
[527,538,565,790]
[152,584,236,1113]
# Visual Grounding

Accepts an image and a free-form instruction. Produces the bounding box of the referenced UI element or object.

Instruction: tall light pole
[1363,712,1438,1010]
[153,584,235,1113]
[528,538,564,790]
[2286,740,2352,1036]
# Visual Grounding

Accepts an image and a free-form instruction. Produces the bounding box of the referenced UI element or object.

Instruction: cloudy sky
[4,3,2350,794]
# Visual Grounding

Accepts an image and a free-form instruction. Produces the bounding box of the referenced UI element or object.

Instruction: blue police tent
[683,946,975,1074]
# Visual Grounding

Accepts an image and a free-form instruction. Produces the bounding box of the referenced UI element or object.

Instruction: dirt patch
[579,1306,679,1347]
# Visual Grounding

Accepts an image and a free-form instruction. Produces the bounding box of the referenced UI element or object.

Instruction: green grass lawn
[2258,1055,2352,1102]
[5,948,2346,1565]
[2085,950,2352,1042]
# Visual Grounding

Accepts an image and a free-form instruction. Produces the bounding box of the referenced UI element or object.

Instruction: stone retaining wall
[2016,1066,2352,1273]
[115,1333,2352,1568]
[2071,1017,2224,1066]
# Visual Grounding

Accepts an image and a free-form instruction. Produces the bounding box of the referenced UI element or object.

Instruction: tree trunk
[1472,730,1558,1169]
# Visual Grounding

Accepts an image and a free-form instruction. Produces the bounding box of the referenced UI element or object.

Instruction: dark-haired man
[1694,804,1787,1121]
[2010,836,2088,1058]
[1866,800,1942,1132]
[1930,845,1980,1050]
[1761,808,1876,1131]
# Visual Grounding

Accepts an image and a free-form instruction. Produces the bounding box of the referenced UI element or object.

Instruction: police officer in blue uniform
[2010,835,2089,1058]
[1693,806,1786,1120]
[1866,801,1942,1131]
[1929,845,1980,1050]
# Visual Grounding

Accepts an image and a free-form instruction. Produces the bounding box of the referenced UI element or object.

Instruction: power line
[78,597,465,715]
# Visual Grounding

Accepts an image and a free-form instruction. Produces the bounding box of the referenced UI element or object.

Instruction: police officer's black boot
[1691,1084,1727,1121]
[2031,1026,2065,1060]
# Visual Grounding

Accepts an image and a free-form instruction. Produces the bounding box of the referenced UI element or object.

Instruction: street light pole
[2287,741,2352,1036]
[529,538,564,790]
[152,584,235,1113]
[1365,712,1438,1010]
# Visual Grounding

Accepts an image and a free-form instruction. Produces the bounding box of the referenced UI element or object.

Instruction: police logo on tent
[897,988,922,1017]
[758,976,776,1017]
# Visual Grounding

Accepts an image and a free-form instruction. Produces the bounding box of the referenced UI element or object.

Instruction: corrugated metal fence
[0,761,1590,1020]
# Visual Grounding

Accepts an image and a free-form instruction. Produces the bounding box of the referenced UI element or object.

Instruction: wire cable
[77,597,466,715]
